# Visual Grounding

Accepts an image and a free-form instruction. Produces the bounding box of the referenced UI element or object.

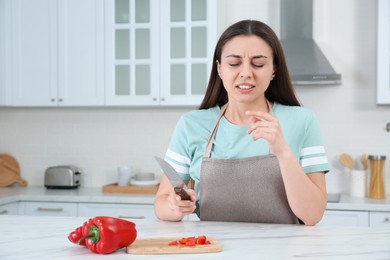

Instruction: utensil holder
[349,170,366,197]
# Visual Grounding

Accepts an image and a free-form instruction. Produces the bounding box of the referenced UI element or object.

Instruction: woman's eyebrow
[252,55,268,59]
[225,54,241,59]
[224,54,268,59]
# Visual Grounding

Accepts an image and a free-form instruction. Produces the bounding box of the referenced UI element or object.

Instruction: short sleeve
[164,116,191,180]
[300,112,330,174]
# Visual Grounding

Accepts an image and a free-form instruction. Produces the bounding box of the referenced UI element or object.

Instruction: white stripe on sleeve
[166,149,191,165]
[300,146,325,157]
[301,156,329,167]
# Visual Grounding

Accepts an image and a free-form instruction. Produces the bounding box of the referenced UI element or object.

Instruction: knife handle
[174,187,191,200]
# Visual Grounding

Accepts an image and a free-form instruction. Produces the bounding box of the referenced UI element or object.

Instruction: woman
[154,20,329,225]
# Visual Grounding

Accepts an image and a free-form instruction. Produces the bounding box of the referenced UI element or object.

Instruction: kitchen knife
[154,156,190,200]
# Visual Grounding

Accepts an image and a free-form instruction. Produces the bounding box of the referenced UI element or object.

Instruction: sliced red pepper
[169,235,211,247]
[185,238,196,246]
[179,237,187,245]
[168,240,178,246]
[196,235,207,245]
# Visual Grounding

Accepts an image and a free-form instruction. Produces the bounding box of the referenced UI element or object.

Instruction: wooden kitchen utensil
[127,237,222,255]
[339,153,354,170]
[0,154,27,187]
[360,154,368,170]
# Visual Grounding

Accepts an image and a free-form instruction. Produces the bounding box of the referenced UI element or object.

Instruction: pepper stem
[76,225,100,244]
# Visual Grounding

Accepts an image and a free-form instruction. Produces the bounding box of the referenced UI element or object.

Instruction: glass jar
[368,155,386,199]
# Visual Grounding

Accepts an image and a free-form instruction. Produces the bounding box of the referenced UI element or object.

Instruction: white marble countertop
[0,186,155,205]
[0,215,389,259]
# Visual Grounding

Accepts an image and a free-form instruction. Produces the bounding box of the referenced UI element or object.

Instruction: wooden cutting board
[0,154,20,174]
[102,183,158,194]
[0,154,27,187]
[126,237,222,255]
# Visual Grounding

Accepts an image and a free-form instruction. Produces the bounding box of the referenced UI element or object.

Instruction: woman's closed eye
[228,62,264,68]
[253,63,264,68]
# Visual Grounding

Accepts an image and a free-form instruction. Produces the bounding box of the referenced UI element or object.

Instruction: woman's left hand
[245,110,288,156]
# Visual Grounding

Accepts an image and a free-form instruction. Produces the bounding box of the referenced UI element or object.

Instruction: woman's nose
[239,62,252,78]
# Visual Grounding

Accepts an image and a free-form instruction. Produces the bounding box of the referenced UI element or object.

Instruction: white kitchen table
[0,215,389,259]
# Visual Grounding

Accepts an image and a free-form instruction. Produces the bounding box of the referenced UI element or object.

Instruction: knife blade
[154,156,190,200]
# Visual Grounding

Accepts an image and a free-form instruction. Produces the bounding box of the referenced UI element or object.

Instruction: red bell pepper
[68,226,86,246]
[68,216,137,254]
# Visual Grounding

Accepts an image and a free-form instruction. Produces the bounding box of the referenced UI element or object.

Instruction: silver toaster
[44,165,81,189]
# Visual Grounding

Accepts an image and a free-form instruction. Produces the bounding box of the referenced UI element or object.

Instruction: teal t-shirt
[164,102,330,200]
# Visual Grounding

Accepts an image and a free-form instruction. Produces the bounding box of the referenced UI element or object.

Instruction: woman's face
[217,35,275,106]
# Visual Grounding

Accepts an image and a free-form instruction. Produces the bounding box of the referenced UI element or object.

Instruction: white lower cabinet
[4,200,155,218]
[4,200,390,227]
[78,203,156,220]
[24,202,78,216]
[318,210,369,227]
[369,212,390,227]
[0,202,21,215]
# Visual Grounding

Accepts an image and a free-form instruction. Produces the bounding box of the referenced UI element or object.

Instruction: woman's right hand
[154,174,197,221]
[166,188,197,218]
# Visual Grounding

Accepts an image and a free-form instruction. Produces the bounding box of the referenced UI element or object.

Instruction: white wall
[0,0,389,194]
[0,107,187,187]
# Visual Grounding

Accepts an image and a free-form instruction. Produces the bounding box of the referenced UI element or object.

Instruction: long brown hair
[199,20,301,109]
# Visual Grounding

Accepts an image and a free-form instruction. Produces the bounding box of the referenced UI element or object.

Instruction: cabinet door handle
[384,217,390,222]
[37,207,64,212]
[118,215,145,219]
[0,210,8,215]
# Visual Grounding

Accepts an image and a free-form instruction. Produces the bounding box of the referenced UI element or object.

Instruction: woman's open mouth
[237,84,255,91]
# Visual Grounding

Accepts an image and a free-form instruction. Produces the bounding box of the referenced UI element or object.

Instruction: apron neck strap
[204,103,228,158]
[203,100,273,158]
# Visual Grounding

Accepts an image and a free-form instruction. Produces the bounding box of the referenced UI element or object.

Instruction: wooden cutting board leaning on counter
[0,154,28,187]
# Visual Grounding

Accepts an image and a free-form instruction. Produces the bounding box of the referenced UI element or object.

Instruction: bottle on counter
[368,155,386,199]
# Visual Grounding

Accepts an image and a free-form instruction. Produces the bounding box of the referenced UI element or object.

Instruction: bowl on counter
[130,172,160,187]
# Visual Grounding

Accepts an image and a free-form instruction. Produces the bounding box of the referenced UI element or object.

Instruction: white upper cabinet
[10,0,57,106]
[5,0,104,106]
[377,0,390,105]
[0,0,10,105]
[57,0,105,106]
[104,0,160,106]
[105,0,217,106]
[1,0,216,107]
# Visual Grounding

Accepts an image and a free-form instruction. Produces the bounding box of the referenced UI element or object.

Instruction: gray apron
[199,103,299,224]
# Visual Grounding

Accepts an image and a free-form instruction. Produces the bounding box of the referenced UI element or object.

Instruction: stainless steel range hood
[280,0,341,85]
